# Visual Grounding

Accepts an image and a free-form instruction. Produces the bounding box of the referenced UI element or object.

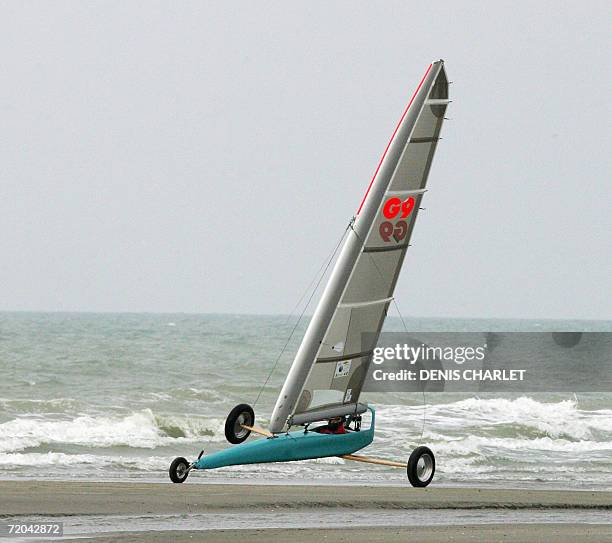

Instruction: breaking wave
[0,452,169,471]
[377,396,612,441]
[372,397,612,485]
[0,397,610,487]
[0,409,226,453]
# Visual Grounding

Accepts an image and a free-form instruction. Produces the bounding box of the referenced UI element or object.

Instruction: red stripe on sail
[356,63,433,215]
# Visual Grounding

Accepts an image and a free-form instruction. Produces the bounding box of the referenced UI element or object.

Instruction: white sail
[269,60,449,433]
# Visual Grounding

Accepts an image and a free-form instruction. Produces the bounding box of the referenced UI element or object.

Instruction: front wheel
[225,403,255,444]
[169,456,190,483]
[407,446,435,487]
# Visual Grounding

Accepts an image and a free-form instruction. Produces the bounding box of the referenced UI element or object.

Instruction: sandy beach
[57,525,612,543]
[1,481,610,542]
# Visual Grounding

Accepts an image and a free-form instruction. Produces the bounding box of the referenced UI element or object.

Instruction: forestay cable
[252,220,352,408]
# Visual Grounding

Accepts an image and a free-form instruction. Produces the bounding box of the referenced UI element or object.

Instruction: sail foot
[289,402,368,427]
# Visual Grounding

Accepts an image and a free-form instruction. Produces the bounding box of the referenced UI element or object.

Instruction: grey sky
[1,1,610,319]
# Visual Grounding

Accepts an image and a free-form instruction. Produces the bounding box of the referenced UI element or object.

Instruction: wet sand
[59,525,612,543]
[1,481,610,542]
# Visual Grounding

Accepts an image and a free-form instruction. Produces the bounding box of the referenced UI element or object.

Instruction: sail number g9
[382,197,414,219]
[379,197,415,243]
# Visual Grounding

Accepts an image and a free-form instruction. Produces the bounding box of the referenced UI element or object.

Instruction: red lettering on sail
[379,220,409,243]
[394,220,408,241]
[382,198,401,219]
[379,221,394,242]
[382,197,415,219]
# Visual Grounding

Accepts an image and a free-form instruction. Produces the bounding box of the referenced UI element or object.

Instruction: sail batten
[386,188,428,196]
[339,297,394,309]
[269,61,449,433]
[425,98,450,105]
[315,350,375,364]
[363,243,410,254]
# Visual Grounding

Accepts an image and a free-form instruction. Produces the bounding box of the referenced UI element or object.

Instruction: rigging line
[390,294,427,446]
[281,224,350,327]
[252,220,352,408]
[349,223,428,445]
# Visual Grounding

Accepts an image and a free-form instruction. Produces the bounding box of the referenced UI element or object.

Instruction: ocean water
[0,312,610,489]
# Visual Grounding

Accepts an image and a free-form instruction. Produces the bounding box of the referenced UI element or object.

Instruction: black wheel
[407,446,435,487]
[169,456,190,483]
[225,403,255,444]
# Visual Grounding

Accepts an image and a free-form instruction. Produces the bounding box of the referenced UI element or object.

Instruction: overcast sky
[1,1,610,319]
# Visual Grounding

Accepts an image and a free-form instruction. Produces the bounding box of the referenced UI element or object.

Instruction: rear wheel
[169,456,190,483]
[407,446,435,487]
[225,403,255,444]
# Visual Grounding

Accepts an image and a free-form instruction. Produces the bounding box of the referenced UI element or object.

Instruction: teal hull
[195,408,375,470]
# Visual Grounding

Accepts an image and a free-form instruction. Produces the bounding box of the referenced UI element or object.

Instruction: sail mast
[269,61,446,433]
